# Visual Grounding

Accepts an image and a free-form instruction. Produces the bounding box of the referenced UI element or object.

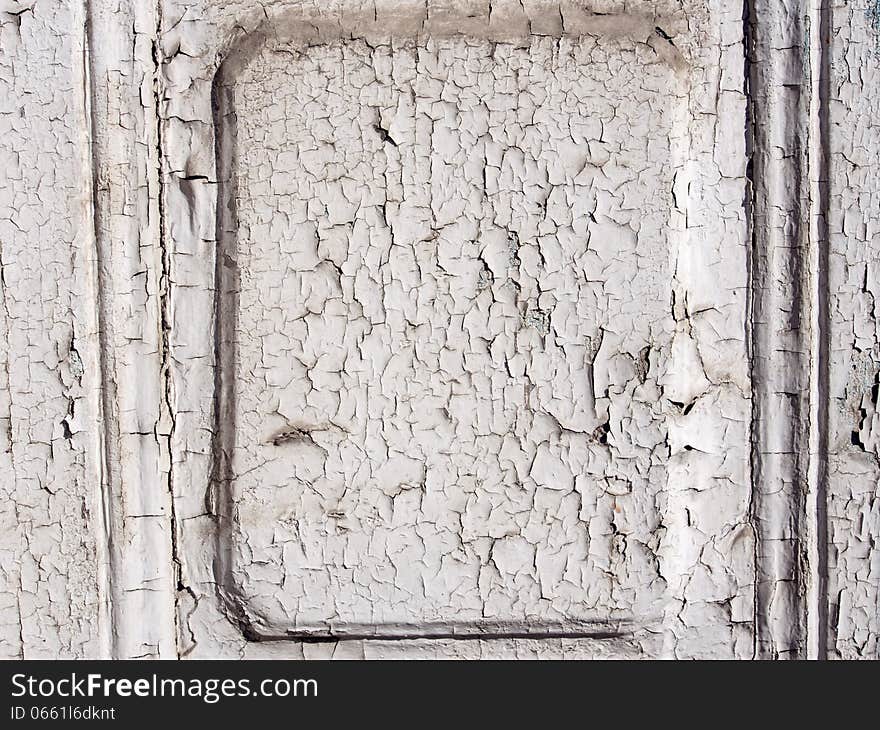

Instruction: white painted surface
[0,0,108,659]
[825,0,880,659]
[0,0,875,659]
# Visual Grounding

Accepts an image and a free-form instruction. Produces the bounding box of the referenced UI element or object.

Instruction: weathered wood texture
[0,0,108,658]
[162,0,759,659]
[86,0,176,659]
[0,0,876,659]
[824,0,880,659]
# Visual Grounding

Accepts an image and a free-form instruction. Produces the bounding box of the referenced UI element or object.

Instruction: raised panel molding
[159,0,777,658]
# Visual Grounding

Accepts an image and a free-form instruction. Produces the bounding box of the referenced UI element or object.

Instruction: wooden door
[1,0,876,659]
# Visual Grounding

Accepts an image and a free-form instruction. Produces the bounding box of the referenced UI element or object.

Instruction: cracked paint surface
[826,0,880,659]
[5,0,870,660]
[223,33,680,634]
[161,0,755,658]
[0,0,106,658]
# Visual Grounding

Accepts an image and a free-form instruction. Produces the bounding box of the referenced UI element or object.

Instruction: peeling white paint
[824,0,880,660]
[0,0,875,659]
[0,0,107,658]
[166,0,754,659]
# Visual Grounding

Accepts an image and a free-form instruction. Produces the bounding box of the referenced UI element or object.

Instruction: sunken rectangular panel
[166,0,754,654]
[217,33,677,636]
